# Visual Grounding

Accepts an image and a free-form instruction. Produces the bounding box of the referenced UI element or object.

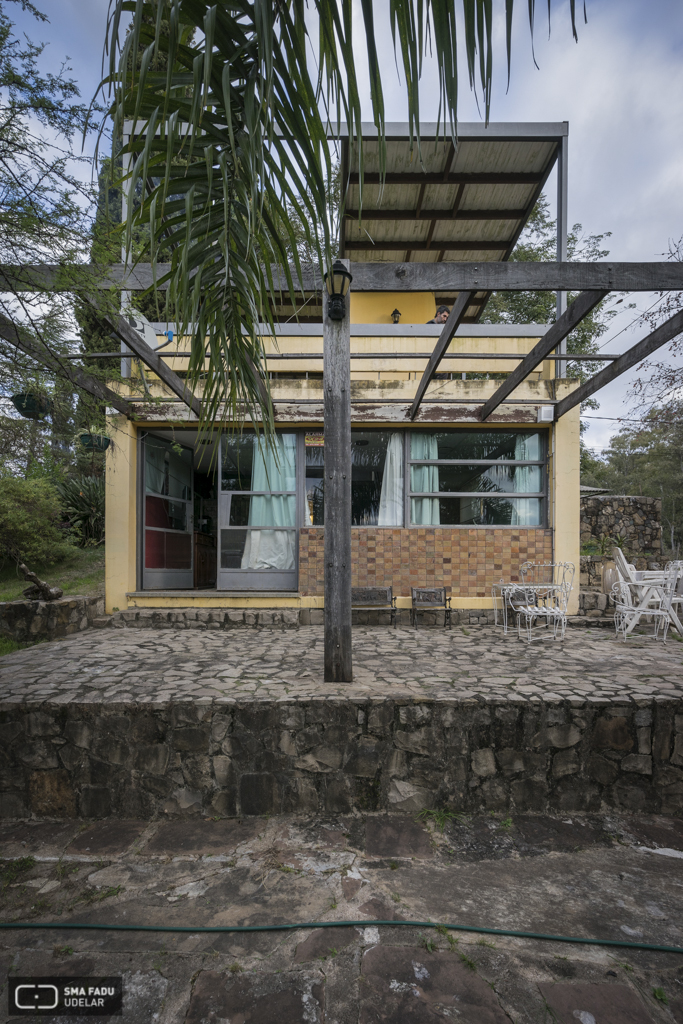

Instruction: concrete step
[92,615,113,629]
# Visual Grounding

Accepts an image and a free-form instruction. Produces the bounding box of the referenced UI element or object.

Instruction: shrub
[57,475,105,546]
[0,478,70,566]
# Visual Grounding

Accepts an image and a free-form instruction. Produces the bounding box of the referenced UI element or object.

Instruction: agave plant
[100,0,582,433]
[57,475,106,547]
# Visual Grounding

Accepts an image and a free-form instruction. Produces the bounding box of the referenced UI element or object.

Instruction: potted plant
[76,426,111,452]
[11,393,52,420]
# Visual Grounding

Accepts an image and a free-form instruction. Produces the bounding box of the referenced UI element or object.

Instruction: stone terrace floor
[2,812,683,1021]
[1,625,682,705]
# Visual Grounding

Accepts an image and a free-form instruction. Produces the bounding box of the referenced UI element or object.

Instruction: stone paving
[2,812,683,1022]
[1,625,682,705]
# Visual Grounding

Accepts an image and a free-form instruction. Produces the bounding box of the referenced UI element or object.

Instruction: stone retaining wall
[0,596,105,642]
[111,607,496,629]
[580,494,661,553]
[2,697,681,820]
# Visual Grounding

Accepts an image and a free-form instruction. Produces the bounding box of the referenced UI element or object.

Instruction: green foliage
[418,808,462,832]
[481,198,617,384]
[57,476,105,547]
[582,403,683,556]
[652,988,668,1005]
[0,477,69,566]
[2,856,36,890]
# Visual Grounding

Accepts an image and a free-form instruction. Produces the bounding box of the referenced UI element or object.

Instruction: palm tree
[100,0,582,430]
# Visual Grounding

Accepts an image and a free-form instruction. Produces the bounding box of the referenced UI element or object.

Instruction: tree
[582,404,683,558]
[481,197,616,380]
[101,0,584,432]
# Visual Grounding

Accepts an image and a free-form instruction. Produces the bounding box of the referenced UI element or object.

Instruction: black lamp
[391,308,401,324]
[324,260,353,321]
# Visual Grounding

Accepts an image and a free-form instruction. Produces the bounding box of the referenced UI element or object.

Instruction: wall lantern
[391,308,401,324]
[324,260,353,321]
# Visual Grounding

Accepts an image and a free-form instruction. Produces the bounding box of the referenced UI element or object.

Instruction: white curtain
[241,434,296,570]
[378,433,404,526]
[510,435,538,526]
[410,434,440,525]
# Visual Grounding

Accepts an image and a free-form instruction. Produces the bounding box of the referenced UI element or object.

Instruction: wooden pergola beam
[5,262,683,293]
[554,308,683,420]
[347,172,542,185]
[106,313,202,418]
[479,290,608,421]
[408,291,477,420]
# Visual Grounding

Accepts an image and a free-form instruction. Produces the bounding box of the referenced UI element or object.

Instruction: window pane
[145,437,192,499]
[145,495,187,531]
[411,430,541,461]
[305,430,404,526]
[145,530,191,569]
[411,496,542,526]
[305,435,325,525]
[229,494,296,527]
[410,464,542,494]
[351,431,403,526]
[222,434,296,491]
[220,529,295,570]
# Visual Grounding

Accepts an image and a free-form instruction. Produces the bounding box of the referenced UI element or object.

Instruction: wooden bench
[351,586,397,627]
[410,587,452,629]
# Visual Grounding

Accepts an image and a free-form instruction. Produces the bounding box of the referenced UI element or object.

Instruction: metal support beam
[0,314,134,417]
[348,172,542,185]
[343,208,526,222]
[107,313,203,418]
[345,241,505,253]
[480,290,608,421]
[554,309,683,420]
[556,133,569,374]
[408,291,477,420]
[323,263,352,683]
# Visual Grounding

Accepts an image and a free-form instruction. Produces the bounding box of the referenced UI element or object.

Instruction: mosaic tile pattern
[298,527,554,597]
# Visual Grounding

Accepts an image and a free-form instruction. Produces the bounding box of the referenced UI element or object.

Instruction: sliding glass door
[218,433,297,590]
[143,433,194,589]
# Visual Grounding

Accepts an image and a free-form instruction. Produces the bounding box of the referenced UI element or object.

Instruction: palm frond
[99,0,580,435]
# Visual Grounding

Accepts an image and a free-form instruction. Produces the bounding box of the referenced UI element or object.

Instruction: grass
[417,809,463,833]
[0,636,31,657]
[2,856,36,890]
[0,546,104,603]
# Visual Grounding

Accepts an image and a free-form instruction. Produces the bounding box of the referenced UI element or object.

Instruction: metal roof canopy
[337,121,568,324]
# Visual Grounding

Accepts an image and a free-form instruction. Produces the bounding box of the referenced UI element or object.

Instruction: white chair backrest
[613,547,636,583]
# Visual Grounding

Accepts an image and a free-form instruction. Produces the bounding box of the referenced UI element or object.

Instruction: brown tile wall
[298,528,554,598]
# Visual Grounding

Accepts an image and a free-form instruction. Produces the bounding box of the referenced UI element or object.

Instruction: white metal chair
[613,549,683,636]
[493,561,575,642]
[612,566,679,642]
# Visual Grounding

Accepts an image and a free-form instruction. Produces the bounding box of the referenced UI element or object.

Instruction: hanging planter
[79,432,111,452]
[11,393,51,420]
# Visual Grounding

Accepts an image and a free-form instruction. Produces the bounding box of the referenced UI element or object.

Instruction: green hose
[1,919,681,955]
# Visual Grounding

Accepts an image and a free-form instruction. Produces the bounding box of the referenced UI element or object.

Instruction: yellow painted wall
[551,403,581,615]
[105,415,137,613]
[350,292,435,324]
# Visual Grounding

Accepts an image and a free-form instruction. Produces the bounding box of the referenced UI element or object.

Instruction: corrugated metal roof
[339,123,565,319]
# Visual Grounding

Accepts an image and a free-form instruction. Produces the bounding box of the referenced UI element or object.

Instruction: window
[305,430,404,526]
[144,436,192,570]
[220,433,297,571]
[409,430,546,526]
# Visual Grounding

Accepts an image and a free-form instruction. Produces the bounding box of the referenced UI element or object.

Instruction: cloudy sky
[14,0,683,455]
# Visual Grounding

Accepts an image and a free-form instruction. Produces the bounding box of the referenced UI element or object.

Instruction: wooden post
[323,263,352,682]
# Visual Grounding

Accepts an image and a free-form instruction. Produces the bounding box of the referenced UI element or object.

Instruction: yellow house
[105,123,581,620]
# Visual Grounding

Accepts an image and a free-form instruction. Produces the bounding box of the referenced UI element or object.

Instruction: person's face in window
[434,308,449,324]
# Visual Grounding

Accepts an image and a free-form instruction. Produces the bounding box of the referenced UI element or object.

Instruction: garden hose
[0,919,682,955]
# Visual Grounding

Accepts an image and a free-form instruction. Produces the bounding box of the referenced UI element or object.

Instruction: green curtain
[410,434,440,525]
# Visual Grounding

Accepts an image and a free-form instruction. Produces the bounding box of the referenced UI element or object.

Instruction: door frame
[141,431,195,590]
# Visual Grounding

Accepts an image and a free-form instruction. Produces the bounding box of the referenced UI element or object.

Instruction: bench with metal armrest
[351,586,398,628]
[410,587,452,629]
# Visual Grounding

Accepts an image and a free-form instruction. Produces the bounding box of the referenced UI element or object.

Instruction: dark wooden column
[323,263,352,682]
